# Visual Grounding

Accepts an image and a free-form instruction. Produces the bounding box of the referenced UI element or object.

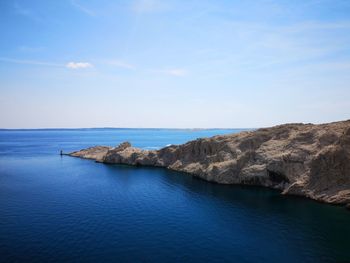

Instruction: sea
[0,128,349,263]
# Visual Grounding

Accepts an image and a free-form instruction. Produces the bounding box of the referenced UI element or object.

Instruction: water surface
[0,129,349,262]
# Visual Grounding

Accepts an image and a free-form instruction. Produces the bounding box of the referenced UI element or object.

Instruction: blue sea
[0,129,349,263]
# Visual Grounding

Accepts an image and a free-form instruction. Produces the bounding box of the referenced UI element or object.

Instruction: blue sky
[1,0,350,128]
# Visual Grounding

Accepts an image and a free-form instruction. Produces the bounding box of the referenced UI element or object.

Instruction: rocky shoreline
[69,120,350,208]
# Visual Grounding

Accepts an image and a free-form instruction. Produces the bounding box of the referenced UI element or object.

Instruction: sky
[0,0,350,128]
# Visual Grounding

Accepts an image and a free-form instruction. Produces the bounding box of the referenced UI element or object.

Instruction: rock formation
[69,120,350,206]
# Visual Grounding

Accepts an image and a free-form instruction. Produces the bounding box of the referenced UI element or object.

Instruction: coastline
[69,120,350,208]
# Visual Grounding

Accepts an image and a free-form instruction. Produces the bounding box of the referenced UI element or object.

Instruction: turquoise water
[0,129,349,263]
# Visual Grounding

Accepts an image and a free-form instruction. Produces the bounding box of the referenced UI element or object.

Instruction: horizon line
[0,127,255,131]
[1,119,348,130]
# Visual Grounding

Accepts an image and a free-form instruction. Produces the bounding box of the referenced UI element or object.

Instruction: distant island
[69,120,350,209]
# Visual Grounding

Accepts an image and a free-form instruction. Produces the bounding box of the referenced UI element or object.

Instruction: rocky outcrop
[69,120,350,206]
[70,146,110,161]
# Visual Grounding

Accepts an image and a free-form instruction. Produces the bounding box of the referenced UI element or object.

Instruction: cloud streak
[0,58,94,70]
[18,46,45,53]
[71,0,96,16]
[13,2,42,21]
[132,0,167,13]
[0,57,62,67]
[66,62,93,69]
[105,60,135,69]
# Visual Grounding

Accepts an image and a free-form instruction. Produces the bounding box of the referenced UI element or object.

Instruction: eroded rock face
[69,120,350,206]
[70,146,110,162]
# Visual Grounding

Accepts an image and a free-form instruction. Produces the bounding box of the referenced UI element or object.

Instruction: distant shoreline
[0,128,254,131]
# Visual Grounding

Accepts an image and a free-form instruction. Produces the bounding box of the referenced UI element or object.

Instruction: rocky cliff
[69,120,350,206]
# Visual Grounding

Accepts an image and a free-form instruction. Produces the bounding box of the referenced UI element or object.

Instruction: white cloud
[0,58,95,70]
[66,62,93,69]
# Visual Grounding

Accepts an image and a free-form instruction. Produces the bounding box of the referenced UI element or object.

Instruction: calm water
[0,129,349,263]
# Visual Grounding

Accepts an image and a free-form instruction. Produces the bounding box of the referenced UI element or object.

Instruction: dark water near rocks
[0,129,349,263]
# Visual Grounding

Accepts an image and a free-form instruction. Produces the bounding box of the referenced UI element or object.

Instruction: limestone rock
[69,120,350,206]
[70,146,110,162]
